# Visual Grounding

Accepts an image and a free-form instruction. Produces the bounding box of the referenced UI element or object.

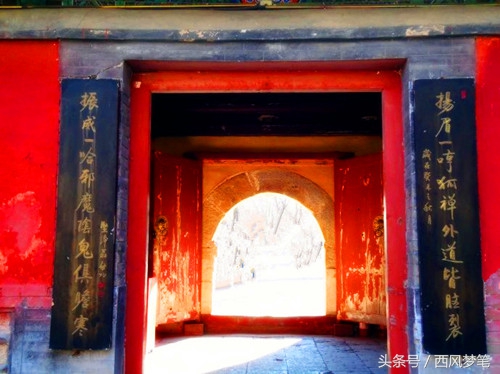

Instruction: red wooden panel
[151,152,201,325]
[335,153,385,325]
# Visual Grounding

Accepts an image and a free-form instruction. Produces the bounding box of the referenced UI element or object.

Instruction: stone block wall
[0,309,13,373]
[484,270,500,372]
[9,308,114,374]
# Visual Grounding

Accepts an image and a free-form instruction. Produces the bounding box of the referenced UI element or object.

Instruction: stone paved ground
[147,335,388,374]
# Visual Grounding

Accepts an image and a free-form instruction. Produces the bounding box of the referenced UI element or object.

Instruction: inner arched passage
[211,192,326,317]
[202,168,335,316]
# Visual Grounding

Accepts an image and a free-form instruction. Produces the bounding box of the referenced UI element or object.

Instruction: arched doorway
[202,167,335,317]
[211,192,326,317]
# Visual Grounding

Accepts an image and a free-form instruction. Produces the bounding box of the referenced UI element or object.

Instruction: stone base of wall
[201,315,337,335]
[0,308,14,373]
[485,270,500,372]
[8,308,115,374]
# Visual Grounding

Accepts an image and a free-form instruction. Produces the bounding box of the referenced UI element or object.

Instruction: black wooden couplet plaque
[50,79,119,350]
[414,79,486,355]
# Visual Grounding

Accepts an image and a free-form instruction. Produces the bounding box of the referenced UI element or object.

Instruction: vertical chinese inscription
[72,91,98,338]
[414,79,486,355]
[51,80,119,350]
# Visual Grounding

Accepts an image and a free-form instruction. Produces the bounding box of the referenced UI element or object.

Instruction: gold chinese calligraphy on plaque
[51,80,119,350]
[414,79,486,355]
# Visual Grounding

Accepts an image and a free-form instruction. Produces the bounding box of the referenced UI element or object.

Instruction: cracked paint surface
[0,41,59,288]
[152,153,201,325]
[0,192,51,282]
[335,153,386,326]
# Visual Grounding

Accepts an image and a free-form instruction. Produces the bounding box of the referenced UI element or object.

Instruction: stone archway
[201,168,335,316]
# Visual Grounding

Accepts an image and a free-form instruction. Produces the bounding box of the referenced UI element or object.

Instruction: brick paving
[148,335,387,374]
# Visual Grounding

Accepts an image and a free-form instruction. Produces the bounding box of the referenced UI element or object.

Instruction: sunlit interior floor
[146,334,387,374]
[212,278,325,317]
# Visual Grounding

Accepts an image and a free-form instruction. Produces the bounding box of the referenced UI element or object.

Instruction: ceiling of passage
[152,92,381,137]
[151,92,382,156]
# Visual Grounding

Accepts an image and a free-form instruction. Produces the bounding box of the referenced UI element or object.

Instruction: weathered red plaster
[0,192,46,280]
[476,37,500,370]
[0,41,59,292]
[152,153,201,326]
[335,153,386,326]
[476,37,500,282]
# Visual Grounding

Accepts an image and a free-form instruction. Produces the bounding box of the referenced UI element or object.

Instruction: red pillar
[383,77,409,373]
[126,79,151,374]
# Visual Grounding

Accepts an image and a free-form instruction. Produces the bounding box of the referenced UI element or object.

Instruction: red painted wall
[0,41,60,307]
[476,37,500,282]
[476,37,500,371]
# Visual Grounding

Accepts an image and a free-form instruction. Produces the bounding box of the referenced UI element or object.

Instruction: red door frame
[127,66,408,373]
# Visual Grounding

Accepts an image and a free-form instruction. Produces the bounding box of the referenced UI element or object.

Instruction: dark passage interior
[151,92,382,138]
[149,91,384,337]
[146,91,387,373]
